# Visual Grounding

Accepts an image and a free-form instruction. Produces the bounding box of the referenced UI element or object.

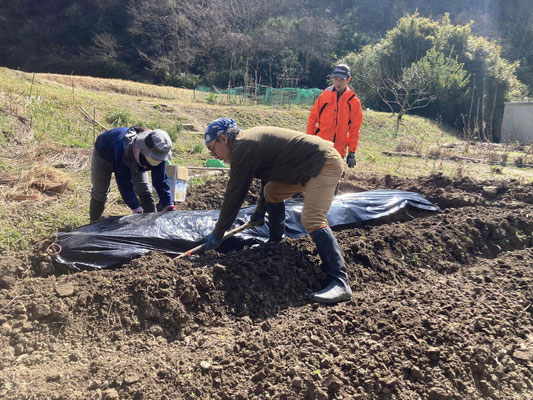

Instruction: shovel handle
[176,242,205,259]
[175,219,263,259]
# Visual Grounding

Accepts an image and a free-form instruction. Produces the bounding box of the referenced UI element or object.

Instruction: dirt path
[0,174,532,399]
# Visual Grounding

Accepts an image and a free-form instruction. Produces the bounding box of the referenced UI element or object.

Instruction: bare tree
[292,16,337,79]
[378,65,437,135]
[357,59,437,135]
[83,32,120,60]
[128,0,202,77]
[353,46,468,135]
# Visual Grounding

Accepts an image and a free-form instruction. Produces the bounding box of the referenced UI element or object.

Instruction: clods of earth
[0,172,532,399]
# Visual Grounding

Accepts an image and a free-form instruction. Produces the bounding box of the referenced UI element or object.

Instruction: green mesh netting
[195,85,322,106]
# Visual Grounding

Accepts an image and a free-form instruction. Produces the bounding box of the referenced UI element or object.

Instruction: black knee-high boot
[265,202,285,242]
[310,226,352,303]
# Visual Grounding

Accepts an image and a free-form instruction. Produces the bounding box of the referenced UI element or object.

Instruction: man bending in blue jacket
[89,126,175,222]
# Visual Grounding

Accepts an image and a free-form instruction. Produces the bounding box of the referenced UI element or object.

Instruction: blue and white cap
[332,64,350,80]
[204,118,237,146]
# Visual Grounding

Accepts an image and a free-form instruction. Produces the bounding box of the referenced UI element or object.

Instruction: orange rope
[46,242,62,256]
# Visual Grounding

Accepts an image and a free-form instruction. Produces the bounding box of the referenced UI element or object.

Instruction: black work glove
[346,152,356,168]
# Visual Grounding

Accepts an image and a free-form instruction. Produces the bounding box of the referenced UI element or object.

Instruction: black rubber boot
[310,226,352,303]
[265,202,285,242]
[139,194,157,213]
[89,198,106,222]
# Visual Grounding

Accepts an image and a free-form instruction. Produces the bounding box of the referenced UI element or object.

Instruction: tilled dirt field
[0,172,532,400]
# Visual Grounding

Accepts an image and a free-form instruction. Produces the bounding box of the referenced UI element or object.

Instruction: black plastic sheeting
[52,190,441,272]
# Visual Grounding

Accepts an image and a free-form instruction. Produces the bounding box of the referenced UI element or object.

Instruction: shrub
[176,121,184,135]
[191,143,204,154]
[206,93,218,104]
[106,109,132,126]
[167,129,178,143]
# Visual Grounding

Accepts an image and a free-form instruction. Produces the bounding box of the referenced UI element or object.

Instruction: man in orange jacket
[306,64,363,168]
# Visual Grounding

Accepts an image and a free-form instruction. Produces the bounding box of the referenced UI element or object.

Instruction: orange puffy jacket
[306,86,363,157]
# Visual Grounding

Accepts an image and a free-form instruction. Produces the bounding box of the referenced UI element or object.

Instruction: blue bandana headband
[204,118,237,146]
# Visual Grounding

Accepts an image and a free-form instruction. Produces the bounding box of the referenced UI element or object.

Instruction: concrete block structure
[501,102,533,143]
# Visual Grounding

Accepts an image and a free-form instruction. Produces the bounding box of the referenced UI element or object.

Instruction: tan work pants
[264,150,343,233]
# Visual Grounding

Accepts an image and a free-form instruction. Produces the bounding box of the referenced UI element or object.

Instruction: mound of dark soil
[0,173,532,399]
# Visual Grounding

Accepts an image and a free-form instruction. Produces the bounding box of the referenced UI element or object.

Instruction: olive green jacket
[213,126,335,238]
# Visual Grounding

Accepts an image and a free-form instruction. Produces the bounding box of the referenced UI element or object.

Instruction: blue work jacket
[94,127,172,209]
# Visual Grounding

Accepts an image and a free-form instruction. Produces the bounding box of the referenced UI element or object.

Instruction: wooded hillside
[0,0,531,141]
[0,0,531,92]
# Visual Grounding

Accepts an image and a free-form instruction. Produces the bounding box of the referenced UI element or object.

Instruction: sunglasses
[209,140,219,157]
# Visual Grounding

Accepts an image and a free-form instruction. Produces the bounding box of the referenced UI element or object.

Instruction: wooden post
[489,83,498,140]
[71,71,75,104]
[28,72,35,99]
[93,107,96,143]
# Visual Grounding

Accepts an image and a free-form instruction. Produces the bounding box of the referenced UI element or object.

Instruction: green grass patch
[1,66,532,256]
[106,109,132,126]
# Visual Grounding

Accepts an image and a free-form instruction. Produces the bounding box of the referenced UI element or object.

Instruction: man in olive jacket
[202,118,352,304]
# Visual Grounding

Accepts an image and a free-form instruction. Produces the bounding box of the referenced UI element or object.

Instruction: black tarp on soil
[52,190,441,272]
